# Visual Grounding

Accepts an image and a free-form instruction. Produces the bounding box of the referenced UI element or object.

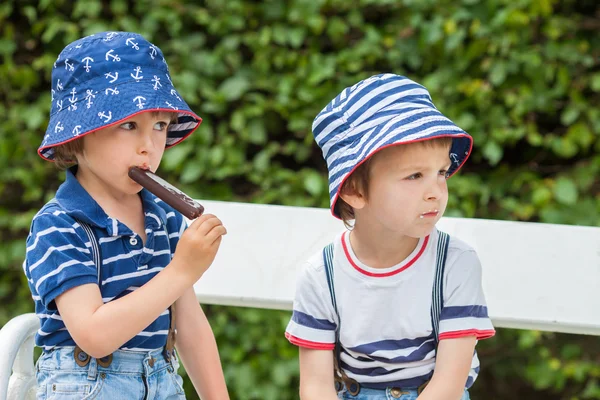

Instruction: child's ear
[339,183,367,210]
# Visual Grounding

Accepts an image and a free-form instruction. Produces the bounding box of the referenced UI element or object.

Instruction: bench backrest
[193,200,600,336]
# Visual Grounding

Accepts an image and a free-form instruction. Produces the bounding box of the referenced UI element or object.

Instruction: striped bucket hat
[38,31,201,161]
[312,73,473,219]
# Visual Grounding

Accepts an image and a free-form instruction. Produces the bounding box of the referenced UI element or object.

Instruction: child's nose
[138,130,156,154]
[425,179,444,200]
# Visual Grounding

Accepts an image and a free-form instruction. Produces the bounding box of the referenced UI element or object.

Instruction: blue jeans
[338,386,470,400]
[36,347,186,400]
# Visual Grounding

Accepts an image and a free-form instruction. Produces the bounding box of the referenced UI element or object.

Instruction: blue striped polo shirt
[24,168,187,352]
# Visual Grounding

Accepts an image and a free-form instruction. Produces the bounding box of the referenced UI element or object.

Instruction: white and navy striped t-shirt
[285,228,495,389]
[24,168,187,352]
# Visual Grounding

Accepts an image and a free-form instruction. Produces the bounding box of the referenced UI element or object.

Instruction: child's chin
[126,180,144,193]
[409,225,436,238]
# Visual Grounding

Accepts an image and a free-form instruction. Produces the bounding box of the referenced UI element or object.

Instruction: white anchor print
[64,59,74,71]
[104,32,118,42]
[104,71,119,83]
[72,125,82,136]
[85,89,96,108]
[105,49,121,62]
[125,38,139,50]
[170,89,181,101]
[68,88,78,111]
[152,75,162,90]
[131,66,143,82]
[82,57,94,72]
[56,100,63,112]
[54,122,64,133]
[148,45,157,59]
[105,87,119,95]
[165,74,173,86]
[56,79,63,91]
[98,111,112,122]
[133,96,146,109]
[450,153,460,165]
[51,89,55,101]
[165,101,178,110]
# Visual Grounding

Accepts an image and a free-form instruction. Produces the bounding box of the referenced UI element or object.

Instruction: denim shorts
[35,346,186,400]
[338,386,470,400]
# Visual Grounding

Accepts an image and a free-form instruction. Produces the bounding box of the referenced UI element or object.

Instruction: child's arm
[54,214,226,358]
[174,287,229,399]
[417,336,477,400]
[298,348,339,400]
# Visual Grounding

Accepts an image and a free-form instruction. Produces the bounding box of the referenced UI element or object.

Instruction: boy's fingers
[194,216,224,237]
[187,214,218,231]
[206,225,227,245]
[210,235,223,248]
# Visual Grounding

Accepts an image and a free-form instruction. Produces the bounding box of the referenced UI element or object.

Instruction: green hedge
[1,0,598,399]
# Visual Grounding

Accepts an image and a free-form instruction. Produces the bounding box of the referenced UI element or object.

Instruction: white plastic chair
[0,313,39,400]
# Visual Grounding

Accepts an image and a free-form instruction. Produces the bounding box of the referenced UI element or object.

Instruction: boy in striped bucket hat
[286,74,495,399]
[25,32,229,398]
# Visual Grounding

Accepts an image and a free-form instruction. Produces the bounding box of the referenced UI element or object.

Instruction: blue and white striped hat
[313,73,473,219]
[39,31,201,161]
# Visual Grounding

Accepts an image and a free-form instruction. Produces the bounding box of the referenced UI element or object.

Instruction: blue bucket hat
[39,31,201,161]
[312,73,473,219]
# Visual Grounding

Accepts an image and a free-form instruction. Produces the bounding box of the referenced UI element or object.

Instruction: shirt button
[129,237,138,246]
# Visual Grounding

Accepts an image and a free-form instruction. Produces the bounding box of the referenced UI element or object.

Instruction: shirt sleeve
[25,211,98,310]
[285,260,337,350]
[438,249,495,341]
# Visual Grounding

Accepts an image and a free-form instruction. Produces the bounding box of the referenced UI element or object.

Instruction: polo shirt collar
[55,167,167,235]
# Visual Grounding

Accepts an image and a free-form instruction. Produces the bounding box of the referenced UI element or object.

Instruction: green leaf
[590,73,600,92]
[303,171,323,196]
[553,178,578,205]
[482,141,503,165]
[247,119,267,144]
[219,75,250,101]
[561,106,580,126]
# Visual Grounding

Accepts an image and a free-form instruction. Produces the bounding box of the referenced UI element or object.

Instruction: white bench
[2,200,600,400]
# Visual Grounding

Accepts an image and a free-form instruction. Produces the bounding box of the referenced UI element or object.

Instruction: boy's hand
[171,214,227,282]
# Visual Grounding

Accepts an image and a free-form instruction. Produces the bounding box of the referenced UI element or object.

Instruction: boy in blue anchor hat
[26,32,230,399]
[286,74,495,400]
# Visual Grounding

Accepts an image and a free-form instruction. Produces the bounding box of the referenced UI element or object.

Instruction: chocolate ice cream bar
[128,167,204,219]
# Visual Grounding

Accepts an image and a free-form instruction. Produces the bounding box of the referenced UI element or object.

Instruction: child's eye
[439,169,449,178]
[406,173,422,180]
[120,122,136,130]
[154,122,169,131]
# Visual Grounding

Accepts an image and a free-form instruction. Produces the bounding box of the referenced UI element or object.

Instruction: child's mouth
[420,210,439,218]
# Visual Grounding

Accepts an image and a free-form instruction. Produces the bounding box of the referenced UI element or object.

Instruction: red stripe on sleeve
[285,332,335,350]
[439,329,496,341]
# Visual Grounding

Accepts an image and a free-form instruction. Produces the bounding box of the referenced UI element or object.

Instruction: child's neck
[349,223,420,270]
[76,167,147,242]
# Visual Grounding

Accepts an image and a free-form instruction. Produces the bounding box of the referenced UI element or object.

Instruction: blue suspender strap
[323,243,338,321]
[72,219,114,367]
[322,242,360,395]
[322,243,341,367]
[76,219,101,283]
[431,231,450,347]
